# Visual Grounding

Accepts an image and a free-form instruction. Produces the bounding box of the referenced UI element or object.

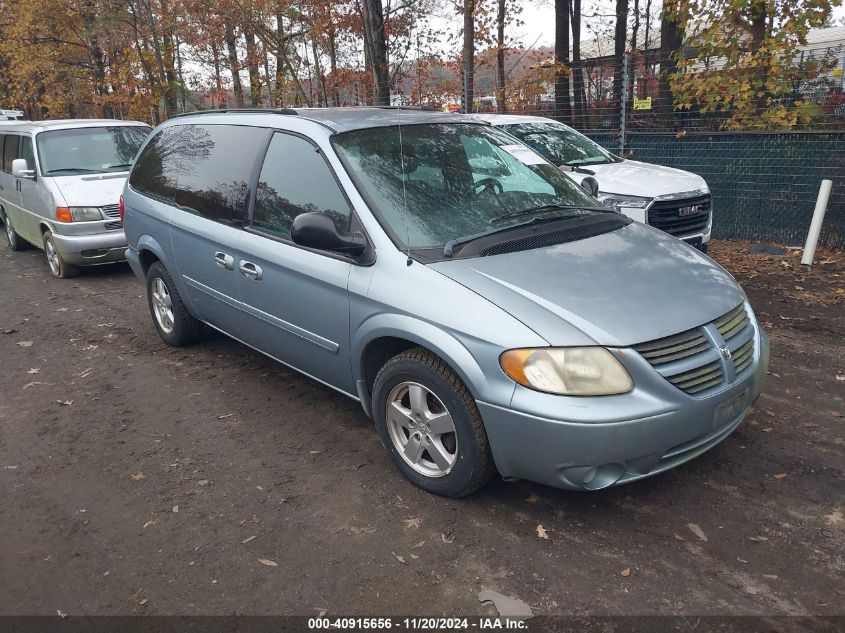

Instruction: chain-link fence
[379,44,845,250]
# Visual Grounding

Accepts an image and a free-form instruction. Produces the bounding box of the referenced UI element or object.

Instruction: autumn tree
[671,0,843,129]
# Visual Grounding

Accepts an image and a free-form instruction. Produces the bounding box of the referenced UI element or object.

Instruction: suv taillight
[119,194,125,222]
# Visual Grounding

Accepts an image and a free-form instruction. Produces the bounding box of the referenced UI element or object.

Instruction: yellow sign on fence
[633,97,652,111]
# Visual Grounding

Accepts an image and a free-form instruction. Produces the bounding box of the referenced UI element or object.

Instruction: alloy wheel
[151,277,175,334]
[44,238,60,276]
[386,381,458,478]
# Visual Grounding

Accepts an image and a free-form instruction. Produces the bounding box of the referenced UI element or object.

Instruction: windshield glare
[333,123,601,250]
[503,122,617,167]
[38,126,150,175]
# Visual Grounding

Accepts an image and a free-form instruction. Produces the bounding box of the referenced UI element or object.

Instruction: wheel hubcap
[151,277,175,334]
[386,382,458,478]
[45,239,60,276]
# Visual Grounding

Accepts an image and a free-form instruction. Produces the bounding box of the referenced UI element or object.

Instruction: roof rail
[170,108,298,119]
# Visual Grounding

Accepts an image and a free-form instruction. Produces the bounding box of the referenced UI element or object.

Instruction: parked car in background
[0,119,151,277]
[124,107,767,498]
[470,113,713,252]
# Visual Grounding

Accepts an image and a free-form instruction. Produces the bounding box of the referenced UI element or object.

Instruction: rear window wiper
[490,204,604,225]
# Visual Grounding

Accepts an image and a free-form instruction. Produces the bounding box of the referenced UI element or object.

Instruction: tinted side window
[130,124,265,225]
[253,133,352,240]
[3,135,18,172]
[19,136,35,170]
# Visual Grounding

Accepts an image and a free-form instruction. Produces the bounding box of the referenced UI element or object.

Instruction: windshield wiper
[44,167,108,175]
[565,157,611,166]
[490,204,595,225]
[105,163,133,170]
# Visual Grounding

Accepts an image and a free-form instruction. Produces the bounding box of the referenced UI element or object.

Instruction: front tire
[146,261,202,346]
[3,209,26,252]
[43,231,80,278]
[372,347,496,497]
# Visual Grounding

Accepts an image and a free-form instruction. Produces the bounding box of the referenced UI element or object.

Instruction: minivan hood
[49,173,128,207]
[429,223,744,347]
[564,159,707,198]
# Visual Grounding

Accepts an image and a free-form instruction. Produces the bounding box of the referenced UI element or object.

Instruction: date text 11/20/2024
[308,617,529,630]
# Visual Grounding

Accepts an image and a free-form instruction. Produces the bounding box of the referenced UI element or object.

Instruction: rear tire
[146,261,202,346]
[372,347,496,497]
[2,209,26,252]
[43,231,80,278]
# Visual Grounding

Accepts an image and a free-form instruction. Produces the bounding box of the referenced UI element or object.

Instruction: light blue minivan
[123,107,769,497]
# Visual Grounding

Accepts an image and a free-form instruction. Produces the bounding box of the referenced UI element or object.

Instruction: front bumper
[478,329,769,491]
[50,229,128,266]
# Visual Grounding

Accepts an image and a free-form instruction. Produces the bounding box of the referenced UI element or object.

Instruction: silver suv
[124,108,768,497]
[0,119,150,277]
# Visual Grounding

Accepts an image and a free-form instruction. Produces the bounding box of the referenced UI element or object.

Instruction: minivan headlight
[500,347,633,396]
[597,193,651,209]
[69,206,104,221]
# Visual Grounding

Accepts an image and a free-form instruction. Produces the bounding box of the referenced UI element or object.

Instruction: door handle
[239,260,263,281]
[213,251,234,270]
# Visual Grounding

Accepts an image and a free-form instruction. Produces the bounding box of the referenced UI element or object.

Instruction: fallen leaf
[620,567,631,577]
[27,368,39,374]
[197,479,209,486]
[441,532,455,544]
[130,471,145,481]
[412,540,425,549]
[241,535,258,544]
[56,307,69,312]
[16,341,33,347]
[2,328,17,334]
[258,559,278,567]
[772,473,788,480]
[23,382,46,390]
[762,427,773,432]
[57,400,73,406]
[217,413,234,419]
[836,375,845,382]
[536,524,550,540]
[143,517,158,528]
[402,517,421,529]
[391,552,406,565]
[687,523,708,542]
[82,344,98,351]
[824,510,843,526]
[138,598,148,606]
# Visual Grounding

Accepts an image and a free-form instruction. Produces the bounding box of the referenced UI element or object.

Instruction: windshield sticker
[499,144,547,165]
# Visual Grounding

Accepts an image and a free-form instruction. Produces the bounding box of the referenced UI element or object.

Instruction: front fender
[352,313,517,413]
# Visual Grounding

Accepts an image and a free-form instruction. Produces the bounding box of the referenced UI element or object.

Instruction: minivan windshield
[38,126,151,176]
[333,123,604,250]
[502,122,620,167]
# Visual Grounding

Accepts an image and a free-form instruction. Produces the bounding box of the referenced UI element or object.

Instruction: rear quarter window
[129,123,266,225]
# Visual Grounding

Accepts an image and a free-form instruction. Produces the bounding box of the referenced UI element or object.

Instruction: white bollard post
[801,179,833,266]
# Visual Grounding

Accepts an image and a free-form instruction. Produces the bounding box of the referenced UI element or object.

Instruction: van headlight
[500,347,633,396]
[70,207,104,221]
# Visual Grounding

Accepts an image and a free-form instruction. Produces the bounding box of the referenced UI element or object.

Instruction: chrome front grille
[634,303,757,396]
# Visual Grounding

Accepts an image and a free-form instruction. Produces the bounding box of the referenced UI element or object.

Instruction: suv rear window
[130,123,266,225]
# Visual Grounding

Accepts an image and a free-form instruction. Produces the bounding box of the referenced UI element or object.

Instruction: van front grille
[634,303,756,396]
[101,204,120,219]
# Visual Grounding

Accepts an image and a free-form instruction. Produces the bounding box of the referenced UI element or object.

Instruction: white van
[471,114,712,251]
[0,119,150,277]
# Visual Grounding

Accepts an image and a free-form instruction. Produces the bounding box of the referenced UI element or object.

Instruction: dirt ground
[0,238,843,618]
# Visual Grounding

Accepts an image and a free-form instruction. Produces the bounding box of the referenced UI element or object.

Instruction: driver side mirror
[11,158,35,180]
[580,176,599,197]
[291,212,367,257]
